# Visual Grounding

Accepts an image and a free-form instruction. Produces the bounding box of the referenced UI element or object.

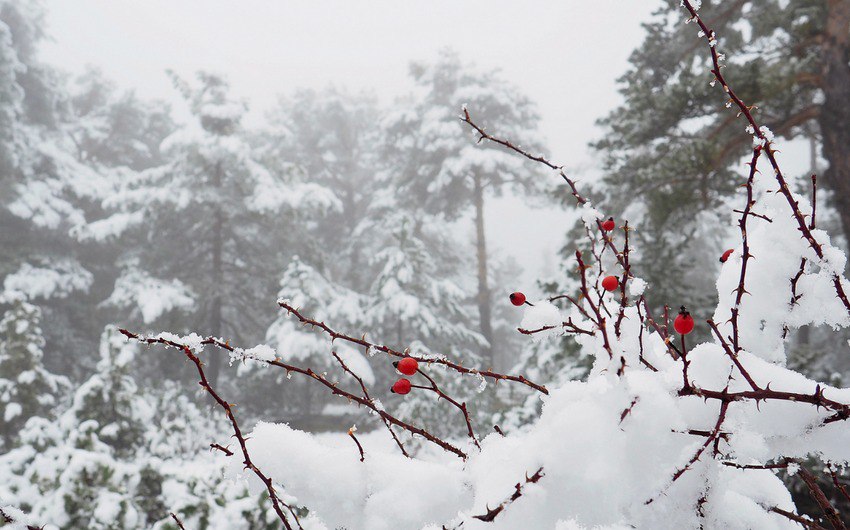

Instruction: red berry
[719,248,734,263]
[391,378,412,395]
[601,217,616,231]
[397,357,418,376]
[509,292,526,306]
[601,275,619,292]
[674,307,695,335]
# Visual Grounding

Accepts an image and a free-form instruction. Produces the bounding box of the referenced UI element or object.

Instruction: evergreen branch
[0,506,44,530]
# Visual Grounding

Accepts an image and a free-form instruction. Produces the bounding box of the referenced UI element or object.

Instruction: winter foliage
[5,0,850,529]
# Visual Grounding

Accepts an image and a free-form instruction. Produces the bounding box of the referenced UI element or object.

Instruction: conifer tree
[381,49,547,366]
[0,294,69,450]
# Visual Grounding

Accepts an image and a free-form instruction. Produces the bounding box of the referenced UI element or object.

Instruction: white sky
[42,0,660,294]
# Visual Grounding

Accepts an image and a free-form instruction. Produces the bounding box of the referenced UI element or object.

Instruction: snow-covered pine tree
[97,72,338,387]
[0,1,175,381]
[591,0,850,320]
[380,49,548,368]
[0,294,69,451]
[257,87,490,436]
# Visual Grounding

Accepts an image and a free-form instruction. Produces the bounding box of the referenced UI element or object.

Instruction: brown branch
[472,467,545,522]
[648,400,730,505]
[118,329,299,530]
[278,300,548,395]
[771,507,828,530]
[347,426,365,462]
[415,367,480,449]
[731,146,762,353]
[707,318,760,391]
[828,465,850,506]
[615,221,632,338]
[461,107,587,205]
[797,465,847,530]
[125,330,467,459]
[680,0,850,316]
[209,443,233,457]
[170,512,188,530]
[331,351,409,457]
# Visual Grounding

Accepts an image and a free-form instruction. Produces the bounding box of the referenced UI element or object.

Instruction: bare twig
[278,300,548,395]
[471,467,545,522]
[118,329,300,530]
[170,512,188,530]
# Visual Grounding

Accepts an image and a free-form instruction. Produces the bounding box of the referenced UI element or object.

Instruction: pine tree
[381,49,547,366]
[99,72,337,386]
[593,0,850,317]
[0,294,69,450]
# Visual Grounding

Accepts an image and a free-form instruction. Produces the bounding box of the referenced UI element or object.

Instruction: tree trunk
[473,173,494,366]
[208,162,224,386]
[818,0,850,260]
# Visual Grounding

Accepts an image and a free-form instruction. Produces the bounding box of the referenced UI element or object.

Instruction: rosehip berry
[601,217,616,231]
[719,248,734,263]
[601,275,619,292]
[397,357,418,376]
[674,306,695,335]
[510,292,526,306]
[391,378,412,395]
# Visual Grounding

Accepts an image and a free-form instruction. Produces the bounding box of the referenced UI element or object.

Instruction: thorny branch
[118,329,301,530]
[170,512,188,530]
[471,467,545,523]
[277,300,549,395]
[680,0,850,316]
[123,330,469,459]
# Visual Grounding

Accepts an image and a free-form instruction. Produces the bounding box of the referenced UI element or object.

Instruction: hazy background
[42,0,659,291]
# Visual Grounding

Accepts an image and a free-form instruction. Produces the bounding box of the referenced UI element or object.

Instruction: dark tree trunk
[208,162,224,386]
[473,173,493,365]
[818,0,850,260]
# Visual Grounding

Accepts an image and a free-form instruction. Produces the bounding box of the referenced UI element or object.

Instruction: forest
[3,0,850,528]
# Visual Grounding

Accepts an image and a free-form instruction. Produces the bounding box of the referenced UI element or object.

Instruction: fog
[42,0,659,290]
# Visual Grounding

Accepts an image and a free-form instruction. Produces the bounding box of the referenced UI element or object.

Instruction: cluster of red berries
[507,215,697,340]
[390,357,418,395]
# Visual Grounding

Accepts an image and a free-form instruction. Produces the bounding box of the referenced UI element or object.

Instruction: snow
[4,402,21,421]
[105,268,195,324]
[2,261,93,300]
[628,278,647,296]
[520,301,564,339]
